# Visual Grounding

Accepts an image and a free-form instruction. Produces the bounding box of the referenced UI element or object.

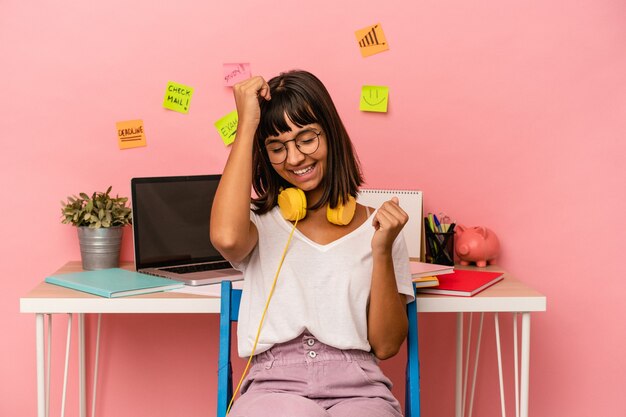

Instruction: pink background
[1,1,625,416]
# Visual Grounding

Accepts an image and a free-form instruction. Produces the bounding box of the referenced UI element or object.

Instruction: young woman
[210,70,414,417]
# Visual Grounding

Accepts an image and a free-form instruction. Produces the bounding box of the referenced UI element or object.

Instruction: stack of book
[410,261,454,288]
[415,269,504,297]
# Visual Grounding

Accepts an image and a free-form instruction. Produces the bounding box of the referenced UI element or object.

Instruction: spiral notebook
[357,189,422,259]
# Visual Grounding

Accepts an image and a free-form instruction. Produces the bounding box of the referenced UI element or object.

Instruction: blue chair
[217,281,421,417]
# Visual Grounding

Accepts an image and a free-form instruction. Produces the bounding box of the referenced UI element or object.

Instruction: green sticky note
[214,110,238,146]
[163,81,194,113]
[359,85,389,113]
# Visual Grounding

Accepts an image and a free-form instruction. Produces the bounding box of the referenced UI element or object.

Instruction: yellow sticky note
[360,86,389,113]
[355,23,389,58]
[116,120,147,149]
[214,110,238,146]
[163,81,194,113]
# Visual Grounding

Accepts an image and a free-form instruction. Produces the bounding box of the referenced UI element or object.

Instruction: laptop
[131,174,243,286]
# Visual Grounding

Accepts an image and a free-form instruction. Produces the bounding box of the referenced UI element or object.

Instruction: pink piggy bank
[454,225,500,267]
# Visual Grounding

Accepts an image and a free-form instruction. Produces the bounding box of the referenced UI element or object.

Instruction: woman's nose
[285,142,306,165]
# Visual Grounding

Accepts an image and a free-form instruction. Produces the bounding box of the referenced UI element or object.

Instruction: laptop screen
[131,175,224,269]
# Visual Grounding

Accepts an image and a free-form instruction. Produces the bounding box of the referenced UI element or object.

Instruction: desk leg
[61,314,73,417]
[468,313,484,417]
[36,314,45,417]
[456,313,463,417]
[46,314,52,417]
[513,313,519,417]
[462,313,473,412]
[495,313,506,417]
[91,314,102,417]
[520,313,531,417]
[78,314,86,417]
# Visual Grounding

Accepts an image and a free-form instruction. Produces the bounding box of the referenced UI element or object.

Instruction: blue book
[45,268,184,298]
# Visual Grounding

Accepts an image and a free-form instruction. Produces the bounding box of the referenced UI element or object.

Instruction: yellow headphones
[277,188,356,225]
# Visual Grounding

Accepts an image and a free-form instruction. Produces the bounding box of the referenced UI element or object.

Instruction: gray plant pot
[77,226,123,270]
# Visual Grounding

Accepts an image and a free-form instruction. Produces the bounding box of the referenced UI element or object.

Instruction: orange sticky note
[117,120,146,149]
[355,23,389,57]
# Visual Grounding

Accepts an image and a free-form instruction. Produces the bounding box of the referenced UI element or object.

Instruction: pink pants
[229,333,403,417]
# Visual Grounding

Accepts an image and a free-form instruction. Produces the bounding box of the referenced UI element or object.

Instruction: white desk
[416,265,546,417]
[21,262,545,417]
[20,262,221,417]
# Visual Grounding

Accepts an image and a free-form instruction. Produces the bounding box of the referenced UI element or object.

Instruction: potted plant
[61,186,132,270]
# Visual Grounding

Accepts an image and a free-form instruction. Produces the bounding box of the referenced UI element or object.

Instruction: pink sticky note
[223,63,252,86]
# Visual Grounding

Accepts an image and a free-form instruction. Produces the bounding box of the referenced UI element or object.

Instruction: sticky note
[163,81,194,113]
[214,110,238,145]
[223,63,252,86]
[359,86,389,113]
[355,23,389,57]
[116,120,147,149]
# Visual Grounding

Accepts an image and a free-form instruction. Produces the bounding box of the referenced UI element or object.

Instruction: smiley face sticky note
[223,63,252,86]
[360,86,389,113]
[163,81,194,113]
[355,23,389,58]
[214,110,238,145]
[116,120,147,149]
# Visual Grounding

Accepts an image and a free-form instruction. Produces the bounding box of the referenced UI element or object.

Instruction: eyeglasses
[264,129,321,164]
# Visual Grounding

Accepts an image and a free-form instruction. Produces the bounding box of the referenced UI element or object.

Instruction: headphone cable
[226,215,300,415]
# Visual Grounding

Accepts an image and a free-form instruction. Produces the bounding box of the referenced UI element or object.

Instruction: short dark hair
[252,70,364,214]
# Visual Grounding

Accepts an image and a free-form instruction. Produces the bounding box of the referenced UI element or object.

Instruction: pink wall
[1,0,625,416]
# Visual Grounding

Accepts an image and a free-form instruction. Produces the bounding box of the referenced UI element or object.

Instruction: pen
[437,223,456,265]
[427,213,436,234]
[440,213,452,232]
[445,223,456,264]
[427,213,446,245]
[433,214,443,233]
[423,216,432,233]
[423,217,438,257]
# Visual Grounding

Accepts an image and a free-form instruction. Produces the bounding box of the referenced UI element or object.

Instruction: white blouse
[233,206,414,358]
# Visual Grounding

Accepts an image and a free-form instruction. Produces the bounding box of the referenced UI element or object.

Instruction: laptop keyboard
[162,261,232,274]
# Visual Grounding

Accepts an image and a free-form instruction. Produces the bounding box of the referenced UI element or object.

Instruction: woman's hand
[368,197,410,359]
[232,76,271,133]
[371,197,409,255]
[210,76,268,263]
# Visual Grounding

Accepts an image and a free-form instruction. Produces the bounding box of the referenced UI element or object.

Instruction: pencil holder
[424,229,455,266]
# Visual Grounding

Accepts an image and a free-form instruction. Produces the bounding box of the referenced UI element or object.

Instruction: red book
[416,269,504,297]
